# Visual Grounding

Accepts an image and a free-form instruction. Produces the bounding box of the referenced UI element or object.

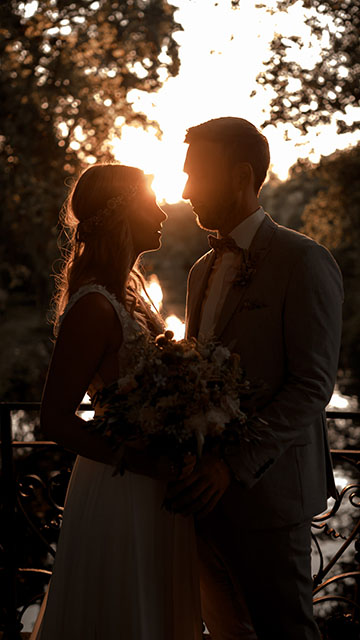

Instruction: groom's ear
[231,162,253,191]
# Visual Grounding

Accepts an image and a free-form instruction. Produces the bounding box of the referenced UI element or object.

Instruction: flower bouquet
[87,330,263,470]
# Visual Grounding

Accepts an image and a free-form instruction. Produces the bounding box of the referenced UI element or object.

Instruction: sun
[109,125,187,204]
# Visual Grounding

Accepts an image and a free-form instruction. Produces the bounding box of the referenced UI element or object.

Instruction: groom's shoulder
[268,212,315,247]
[266,214,342,281]
[269,213,332,257]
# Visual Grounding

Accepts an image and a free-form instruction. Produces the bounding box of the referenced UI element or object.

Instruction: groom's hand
[165,453,231,518]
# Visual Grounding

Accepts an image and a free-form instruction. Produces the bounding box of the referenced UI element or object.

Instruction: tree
[254,0,360,383]
[0,0,181,300]
[300,144,360,381]
[256,0,360,134]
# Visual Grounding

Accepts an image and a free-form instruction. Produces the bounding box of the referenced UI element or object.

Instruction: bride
[30,163,203,640]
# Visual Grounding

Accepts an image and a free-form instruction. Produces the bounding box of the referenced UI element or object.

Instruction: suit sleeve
[222,243,344,488]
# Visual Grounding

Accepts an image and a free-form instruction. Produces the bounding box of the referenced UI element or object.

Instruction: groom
[166,117,343,639]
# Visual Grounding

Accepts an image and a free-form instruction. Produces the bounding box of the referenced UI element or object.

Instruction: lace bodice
[60,283,141,336]
[59,283,150,402]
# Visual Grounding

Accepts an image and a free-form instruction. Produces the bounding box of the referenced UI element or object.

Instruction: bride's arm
[41,293,194,479]
[41,293,122,466]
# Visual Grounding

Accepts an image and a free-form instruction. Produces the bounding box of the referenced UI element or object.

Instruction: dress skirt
[31,455,202,640]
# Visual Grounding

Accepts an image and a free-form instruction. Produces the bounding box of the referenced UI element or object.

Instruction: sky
[21,0,360,202]
[108,0,360,202]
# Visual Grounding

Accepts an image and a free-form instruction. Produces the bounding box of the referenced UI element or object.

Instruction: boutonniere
[241,299,268,311]
[232,249,257,287]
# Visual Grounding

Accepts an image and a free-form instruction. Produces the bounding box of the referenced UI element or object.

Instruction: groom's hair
[184,117,270,194]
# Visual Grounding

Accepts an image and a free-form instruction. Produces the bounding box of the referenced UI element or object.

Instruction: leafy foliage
[0,0,181,300]
[300,144,360,379]
[256,0,360,134]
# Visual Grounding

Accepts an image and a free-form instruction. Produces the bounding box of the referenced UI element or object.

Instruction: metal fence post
[0,404,23,639]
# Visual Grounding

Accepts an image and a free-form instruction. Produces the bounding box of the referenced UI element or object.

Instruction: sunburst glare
[142,273,163,313]
[165,314,185,341]
[109,126,187,203]
[142,275,185,340]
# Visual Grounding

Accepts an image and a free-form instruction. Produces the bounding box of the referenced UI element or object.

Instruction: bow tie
[208,234,243,255]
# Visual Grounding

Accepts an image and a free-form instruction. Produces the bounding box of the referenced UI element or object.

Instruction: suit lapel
[214,213,277,339]
[186,251,216,339]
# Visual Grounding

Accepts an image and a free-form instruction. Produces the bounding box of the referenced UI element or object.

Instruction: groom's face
[182,140,236,231]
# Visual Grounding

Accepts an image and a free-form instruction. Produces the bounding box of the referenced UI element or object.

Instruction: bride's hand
[178,454,197,480]
[150,453,196,482]
[164,452,231,518]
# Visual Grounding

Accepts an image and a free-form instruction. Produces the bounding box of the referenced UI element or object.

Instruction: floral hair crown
[76,184,139,242]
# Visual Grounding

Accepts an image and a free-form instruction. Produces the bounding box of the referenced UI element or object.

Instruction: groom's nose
[182,177,191,201]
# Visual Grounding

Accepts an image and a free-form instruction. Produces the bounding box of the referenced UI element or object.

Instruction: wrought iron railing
[1,402,360,639]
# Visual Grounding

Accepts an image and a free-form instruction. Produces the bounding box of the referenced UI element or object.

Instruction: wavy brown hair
[185,117,270,195]
[52,163,162,334]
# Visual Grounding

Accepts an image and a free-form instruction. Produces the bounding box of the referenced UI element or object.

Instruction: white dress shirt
[199,207,265,341]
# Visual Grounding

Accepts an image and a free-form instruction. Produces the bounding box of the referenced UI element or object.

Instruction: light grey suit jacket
[186,213,343,529]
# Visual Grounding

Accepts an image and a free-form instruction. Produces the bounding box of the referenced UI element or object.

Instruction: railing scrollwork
[310,448,360,637]
[1,402,360,638]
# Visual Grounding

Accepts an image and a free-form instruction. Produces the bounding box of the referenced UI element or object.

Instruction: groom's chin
[195,213,218,233]
[190,202,221,231]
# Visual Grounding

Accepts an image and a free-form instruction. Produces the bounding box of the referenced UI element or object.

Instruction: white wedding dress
[31,285,202,640]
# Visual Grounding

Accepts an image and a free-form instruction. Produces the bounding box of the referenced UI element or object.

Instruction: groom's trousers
[196,518,321,640]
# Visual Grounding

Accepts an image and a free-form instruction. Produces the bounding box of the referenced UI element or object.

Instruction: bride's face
[129,186,167,255]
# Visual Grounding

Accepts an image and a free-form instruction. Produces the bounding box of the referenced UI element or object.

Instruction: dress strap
[59,284,135,336]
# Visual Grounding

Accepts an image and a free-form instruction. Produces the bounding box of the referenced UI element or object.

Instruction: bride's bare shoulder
[59,292,123,346]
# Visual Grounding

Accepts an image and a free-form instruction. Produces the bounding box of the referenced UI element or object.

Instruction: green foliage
[256,0,360,134]
[300,144,360,378]
[0,298,53,401]
[0,0,181,301]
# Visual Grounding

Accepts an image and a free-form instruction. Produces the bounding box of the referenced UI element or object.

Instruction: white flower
[184,414,206,434]
[212,345,231,366]
[205,407,230,429]
[153,373,167,386]
[117,374,138,393]
[182,349,200,360]
[220,395,241,417]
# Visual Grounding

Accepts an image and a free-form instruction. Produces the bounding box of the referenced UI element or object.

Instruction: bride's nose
[157,205,168,223]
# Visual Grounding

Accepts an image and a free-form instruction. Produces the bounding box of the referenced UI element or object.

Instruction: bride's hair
[51,163,162,334]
